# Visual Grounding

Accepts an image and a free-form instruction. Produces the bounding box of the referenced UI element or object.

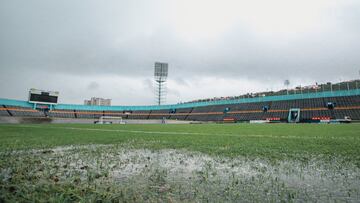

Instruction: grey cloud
[87,81,100,90]
[142,79,154,91]
[167,88,181,97]
[173,78,189,87]
[0,0,359,104]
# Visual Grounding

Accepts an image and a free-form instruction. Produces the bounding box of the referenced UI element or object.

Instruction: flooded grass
[0,123,360,202]
[1,145,359,202]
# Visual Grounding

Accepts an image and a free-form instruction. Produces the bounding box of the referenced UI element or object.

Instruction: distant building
[84,97,111,106]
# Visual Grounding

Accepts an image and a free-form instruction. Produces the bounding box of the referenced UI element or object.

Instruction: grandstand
[1,87,359,123]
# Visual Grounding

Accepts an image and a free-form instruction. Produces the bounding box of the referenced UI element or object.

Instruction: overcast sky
[0,0,359,105]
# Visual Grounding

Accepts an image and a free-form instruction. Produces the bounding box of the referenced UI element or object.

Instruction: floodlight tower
[154,62,168,105]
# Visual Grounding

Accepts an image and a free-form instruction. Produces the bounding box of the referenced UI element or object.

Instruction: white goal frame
[97,116,125,124]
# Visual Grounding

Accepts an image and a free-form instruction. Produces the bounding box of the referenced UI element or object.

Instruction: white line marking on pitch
[16,125,211,135]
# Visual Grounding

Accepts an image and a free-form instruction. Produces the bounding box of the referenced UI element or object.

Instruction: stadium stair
[3,105,13,116]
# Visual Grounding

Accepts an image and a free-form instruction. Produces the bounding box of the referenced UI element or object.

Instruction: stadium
[0,80,359,124]
[1,0,360,202]
[1,79,360,202]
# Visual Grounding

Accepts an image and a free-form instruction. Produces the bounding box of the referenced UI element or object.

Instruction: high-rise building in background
[84,97,111,106]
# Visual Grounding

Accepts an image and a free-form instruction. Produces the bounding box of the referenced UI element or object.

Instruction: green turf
[1,123,360,202]
[1,123,359,163]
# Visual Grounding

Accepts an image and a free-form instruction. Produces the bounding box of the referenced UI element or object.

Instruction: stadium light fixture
[154,62,168,105]
[284,80,290,95]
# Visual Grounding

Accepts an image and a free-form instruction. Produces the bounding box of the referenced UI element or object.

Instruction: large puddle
[1,145,360,202]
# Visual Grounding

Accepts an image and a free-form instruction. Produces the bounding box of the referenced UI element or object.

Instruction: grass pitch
[0,123,360,202]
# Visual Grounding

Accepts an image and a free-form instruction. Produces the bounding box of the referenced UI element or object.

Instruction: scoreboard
[28,88,59,104]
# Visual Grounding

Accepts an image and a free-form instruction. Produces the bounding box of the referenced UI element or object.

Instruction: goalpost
[97,116,125,124]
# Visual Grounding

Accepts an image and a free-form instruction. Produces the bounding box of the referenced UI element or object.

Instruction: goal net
[97,116,125,124]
